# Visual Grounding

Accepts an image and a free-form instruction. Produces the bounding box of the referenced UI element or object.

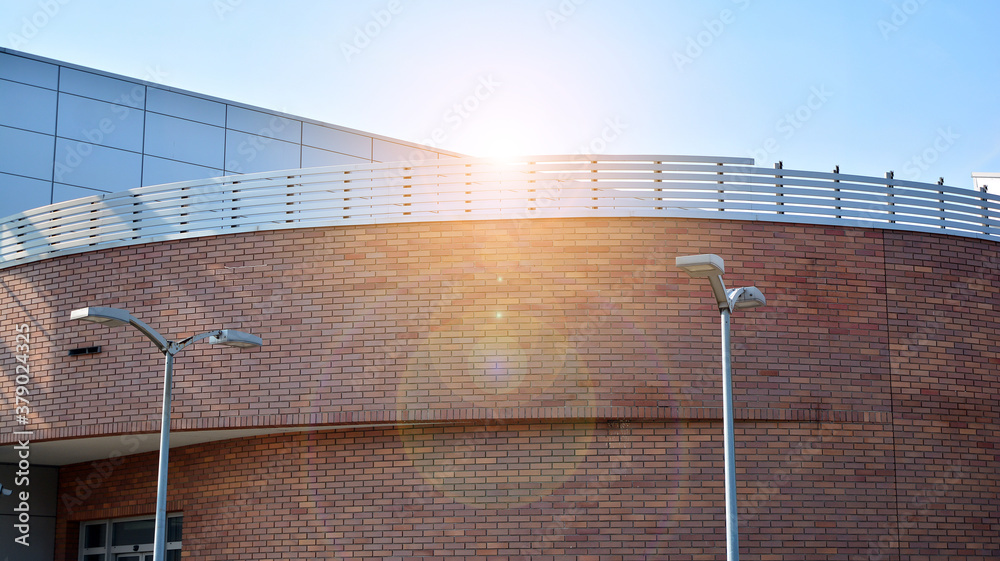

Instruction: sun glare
[458,106,548,161]
[474,130,527,160]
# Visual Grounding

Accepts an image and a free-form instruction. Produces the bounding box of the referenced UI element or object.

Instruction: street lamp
[69,306,262,561]
[675,254,765,561]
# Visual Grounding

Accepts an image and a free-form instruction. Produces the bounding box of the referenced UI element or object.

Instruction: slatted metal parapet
[1,154,997,269]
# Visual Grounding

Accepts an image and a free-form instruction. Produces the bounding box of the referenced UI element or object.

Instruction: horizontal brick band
[6,406,890,445]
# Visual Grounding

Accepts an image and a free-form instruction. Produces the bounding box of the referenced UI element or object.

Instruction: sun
[471,126,529,160]
[454,105,550,161]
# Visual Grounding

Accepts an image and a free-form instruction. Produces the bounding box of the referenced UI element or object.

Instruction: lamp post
[69,306,262,561]
[675,254,765,561]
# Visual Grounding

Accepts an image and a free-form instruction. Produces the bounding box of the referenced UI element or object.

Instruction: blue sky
[2,0,997,188]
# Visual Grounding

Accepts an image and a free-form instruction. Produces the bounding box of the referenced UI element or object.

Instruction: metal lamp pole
[676,255,765,561]
[70,307,263,561]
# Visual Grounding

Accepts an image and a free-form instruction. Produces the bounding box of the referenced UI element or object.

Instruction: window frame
[79,513,182,561]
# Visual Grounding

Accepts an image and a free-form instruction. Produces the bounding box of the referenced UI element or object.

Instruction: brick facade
[1,217,997,559]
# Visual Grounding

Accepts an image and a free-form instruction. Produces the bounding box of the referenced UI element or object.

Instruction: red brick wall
[54,420,899,560]
[0,219,895,435]
[0,217,996,559]
[883,231,1000,558]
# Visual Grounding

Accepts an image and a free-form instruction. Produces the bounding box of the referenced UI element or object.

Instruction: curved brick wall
[1,217,997,559]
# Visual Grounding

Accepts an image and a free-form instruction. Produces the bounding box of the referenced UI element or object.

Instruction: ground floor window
[79,514,182,561]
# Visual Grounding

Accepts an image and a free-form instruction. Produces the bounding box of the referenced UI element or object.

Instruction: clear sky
[2,0,997,188]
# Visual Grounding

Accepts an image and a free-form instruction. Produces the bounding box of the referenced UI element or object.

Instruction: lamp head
[69,306,132,327]
[677,254,729,308]
[209,330,263,349]
[675,254,725,278]
[728,286,766,311]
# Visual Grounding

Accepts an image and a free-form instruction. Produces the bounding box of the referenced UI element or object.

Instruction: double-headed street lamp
[676,254,765,561]
[69,306,263,561]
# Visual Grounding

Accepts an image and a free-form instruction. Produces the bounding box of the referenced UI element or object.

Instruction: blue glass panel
[53,139,141,191]
[373,139,440,164]
[226,106,300,143]
[59,68,145,108]
[0,173,52,217]
[57,93,144,152]
[52,183,109,203]
[302,146,368,168]
[225,130,300,174]
[0,125,54,180]
[302,123,371,159]
[0,52,58,89]
[143,155,222,186]
[144,113,224,169]
[0,79,56,133]
[147,87,225,127]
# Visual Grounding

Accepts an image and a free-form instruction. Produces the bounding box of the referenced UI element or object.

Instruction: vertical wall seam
[881,229,903,559]
[50,65,61,205]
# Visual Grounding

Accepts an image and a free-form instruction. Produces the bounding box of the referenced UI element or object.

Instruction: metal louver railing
[1,155,997,269]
